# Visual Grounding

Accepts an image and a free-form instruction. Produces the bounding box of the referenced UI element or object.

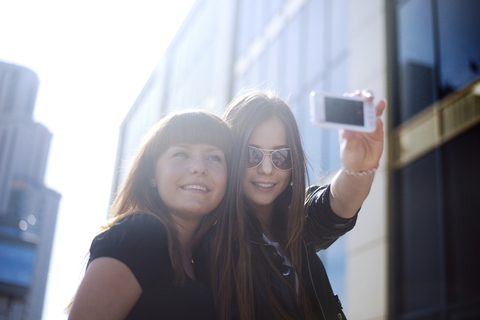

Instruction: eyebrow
[172,143,223,152]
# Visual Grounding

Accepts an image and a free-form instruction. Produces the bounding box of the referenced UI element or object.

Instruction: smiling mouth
[253,182,275,188]
[181,185,209,192]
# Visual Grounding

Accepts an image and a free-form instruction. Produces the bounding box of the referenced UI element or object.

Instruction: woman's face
[154,143,227,223]
[243,117,291,215]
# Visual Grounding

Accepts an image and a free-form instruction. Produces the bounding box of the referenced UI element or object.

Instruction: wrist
[342,164,379,177]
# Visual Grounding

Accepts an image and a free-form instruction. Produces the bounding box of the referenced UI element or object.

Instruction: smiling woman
[155,144,227,223]
[153,143,228,270]
[66,110,232,320]
[194,89,385,320]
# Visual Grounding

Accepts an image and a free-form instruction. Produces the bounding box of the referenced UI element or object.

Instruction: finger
[376,99,386,117]
[369,113,385,139]
[375,116,384,134]
[371,122,384,144]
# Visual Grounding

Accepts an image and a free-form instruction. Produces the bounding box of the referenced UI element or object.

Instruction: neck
[171,217,199,256]
[170,215,201,280]
[251,202,276,241]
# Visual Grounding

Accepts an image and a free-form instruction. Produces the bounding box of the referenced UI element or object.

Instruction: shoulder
[110,212,166,235]
[304,184,330,214]
[90,213,168,265]
[91,212,168,253]
[93,213,167,246]
[305,185,327,202]
[89,213,172,289]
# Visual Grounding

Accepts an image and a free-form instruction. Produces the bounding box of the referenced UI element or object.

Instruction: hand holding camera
[310,90,386,175]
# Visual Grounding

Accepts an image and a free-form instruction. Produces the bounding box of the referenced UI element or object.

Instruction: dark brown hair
[108,110,232,285]
[210,90,313,319]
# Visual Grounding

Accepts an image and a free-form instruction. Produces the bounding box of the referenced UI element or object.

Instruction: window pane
[394,152,443,314]
[306,0,326,83]
[442,125,480,303]
[330,0,348,60]
[0,242,36,288]
[320,236,346,308]
[294,92,325,175]
[237,0,260,57]
[437,0,480,96]
[396,0,437,125]
[281,14,301,97]
[261,0,283,26]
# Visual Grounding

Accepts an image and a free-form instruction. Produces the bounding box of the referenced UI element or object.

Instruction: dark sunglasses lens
[272,149,292,170]
[247,147,264,168]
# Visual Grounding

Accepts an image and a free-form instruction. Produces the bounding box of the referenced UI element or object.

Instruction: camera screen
[325,97,364,126]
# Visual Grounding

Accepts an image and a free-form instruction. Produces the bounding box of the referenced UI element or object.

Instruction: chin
[186,207,209,215]
[251,199,275,208]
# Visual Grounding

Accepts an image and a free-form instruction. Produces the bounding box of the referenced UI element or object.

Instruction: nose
[189,155,207,175]
[257,153,274,175]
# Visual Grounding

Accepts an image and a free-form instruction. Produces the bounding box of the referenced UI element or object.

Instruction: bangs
[160,111,232,156]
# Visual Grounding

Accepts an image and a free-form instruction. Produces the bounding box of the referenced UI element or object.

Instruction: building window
[390,0,480,318]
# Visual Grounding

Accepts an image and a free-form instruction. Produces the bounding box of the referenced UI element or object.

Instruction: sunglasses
[247,146,293,171]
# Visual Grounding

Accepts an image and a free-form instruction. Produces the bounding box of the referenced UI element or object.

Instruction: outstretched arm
[68,257,142,320]
[329,91,386,219]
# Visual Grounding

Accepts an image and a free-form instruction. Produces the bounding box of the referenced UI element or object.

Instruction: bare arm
[68,257,142,320]
[330,91,386,218]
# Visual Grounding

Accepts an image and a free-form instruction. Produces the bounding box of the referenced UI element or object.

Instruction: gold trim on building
[391,79,480,169]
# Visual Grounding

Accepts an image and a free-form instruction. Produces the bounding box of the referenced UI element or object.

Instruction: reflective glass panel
[437,0,480,95]
[306,0,326,83]
[396,0,436,125]
[0,242,36,287]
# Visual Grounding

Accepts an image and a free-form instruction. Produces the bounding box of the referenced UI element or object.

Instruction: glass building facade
[113,0,480,318]
[389,0,480,318]
[112,0,353,308]
[231,0,352,302]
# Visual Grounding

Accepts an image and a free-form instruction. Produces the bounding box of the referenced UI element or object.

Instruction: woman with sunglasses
[194,90,385,320]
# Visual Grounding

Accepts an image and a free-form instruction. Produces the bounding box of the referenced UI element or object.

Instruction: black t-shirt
[89,213,216,319]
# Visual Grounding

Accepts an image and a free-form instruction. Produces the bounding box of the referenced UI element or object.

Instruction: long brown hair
[108,110,232,285]
[66,110,232,313]
[210,90,313,319]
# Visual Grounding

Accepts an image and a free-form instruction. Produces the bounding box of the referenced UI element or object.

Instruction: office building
[112,0,480,318]
[0,61,61,320]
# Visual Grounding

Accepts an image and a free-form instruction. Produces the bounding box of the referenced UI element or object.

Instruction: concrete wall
[345,0,389,319]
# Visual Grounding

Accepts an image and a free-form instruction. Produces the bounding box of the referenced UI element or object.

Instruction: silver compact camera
[309,91,376,132]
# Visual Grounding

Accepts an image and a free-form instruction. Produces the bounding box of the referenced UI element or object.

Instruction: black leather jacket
[194,185,357,320]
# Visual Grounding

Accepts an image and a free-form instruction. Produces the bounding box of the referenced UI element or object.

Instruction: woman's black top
[88,213,216,320]
[194,185,356,320]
